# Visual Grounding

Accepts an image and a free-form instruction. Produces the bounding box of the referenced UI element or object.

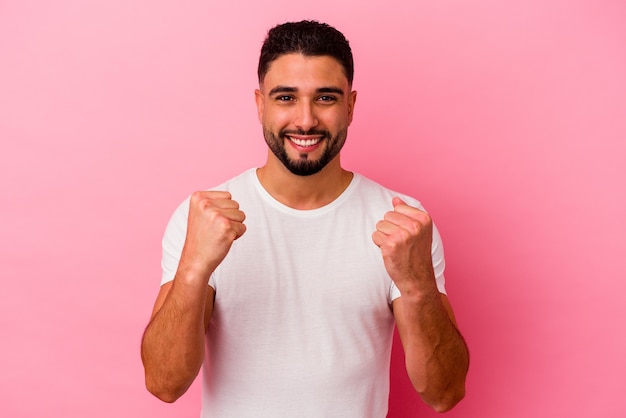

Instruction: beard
[263,127,348,176]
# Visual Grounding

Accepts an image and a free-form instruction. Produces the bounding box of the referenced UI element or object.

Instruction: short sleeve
[160,197,190,285]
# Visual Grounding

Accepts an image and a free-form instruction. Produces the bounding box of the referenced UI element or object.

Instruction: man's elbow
[147,389,181,404]
[145,377,188,404]
[423,385,466,413]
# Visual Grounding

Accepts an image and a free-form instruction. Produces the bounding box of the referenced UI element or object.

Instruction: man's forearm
[394,291,469,412]
[141,277,211,403]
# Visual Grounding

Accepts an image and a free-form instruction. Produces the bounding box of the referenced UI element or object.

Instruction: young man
[141,20,469,417]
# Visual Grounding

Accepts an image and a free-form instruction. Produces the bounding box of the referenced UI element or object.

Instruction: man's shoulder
[352,172,425,210]
[168,169,257,217]
[208,168,257,191]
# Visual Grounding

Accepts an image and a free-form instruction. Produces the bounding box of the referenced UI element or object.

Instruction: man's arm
[372,197,469,412]
[141,277,214,402]
[392,291,468,412]
[141,191,246,403]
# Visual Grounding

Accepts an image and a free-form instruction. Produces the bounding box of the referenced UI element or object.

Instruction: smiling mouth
[286,135,323,147]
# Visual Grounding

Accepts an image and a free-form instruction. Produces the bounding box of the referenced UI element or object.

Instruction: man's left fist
[372,197,435,288]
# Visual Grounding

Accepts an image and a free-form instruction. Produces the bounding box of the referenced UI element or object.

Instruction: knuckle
[215,214,231,229]
[407,221,421,235]
[386,236,402,251]
[190,191,204,204]
[398,228,412,242]
[214,218,236,240]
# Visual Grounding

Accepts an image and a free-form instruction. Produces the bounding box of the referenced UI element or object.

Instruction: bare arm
[141,191,246,403]
[392,292,468,412]
[140,277,214,402]
[373,197,469,412]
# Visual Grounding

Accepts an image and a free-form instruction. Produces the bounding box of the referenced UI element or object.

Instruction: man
[141,20,469,417]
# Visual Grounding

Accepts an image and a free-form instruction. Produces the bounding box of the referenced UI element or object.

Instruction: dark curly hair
[257,20,354,86]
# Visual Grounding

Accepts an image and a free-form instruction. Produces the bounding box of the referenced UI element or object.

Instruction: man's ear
[254,89,264,123]
[347,90,357,125]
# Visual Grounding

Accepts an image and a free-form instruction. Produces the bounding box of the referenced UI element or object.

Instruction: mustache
[279,129,330,137]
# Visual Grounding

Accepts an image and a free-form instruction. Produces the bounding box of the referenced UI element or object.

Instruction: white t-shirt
[161,169,446,418]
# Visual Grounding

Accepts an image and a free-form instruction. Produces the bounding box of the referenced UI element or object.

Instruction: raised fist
[179,191,246,283]
[372,197,435,290]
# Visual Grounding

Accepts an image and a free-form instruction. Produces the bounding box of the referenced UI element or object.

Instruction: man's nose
[294,102,319,132]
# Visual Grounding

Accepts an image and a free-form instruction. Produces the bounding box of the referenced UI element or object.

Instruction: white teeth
[289,137,321,147]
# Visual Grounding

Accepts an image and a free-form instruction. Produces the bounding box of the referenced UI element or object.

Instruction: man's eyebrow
[316,87,345,96]
[268,86,297,95]
[267,86,345,96]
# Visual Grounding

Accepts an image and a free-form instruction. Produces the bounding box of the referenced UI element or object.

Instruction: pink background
[1,1,625,417]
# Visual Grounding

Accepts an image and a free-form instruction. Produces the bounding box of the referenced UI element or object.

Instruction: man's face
[255,53,357,176]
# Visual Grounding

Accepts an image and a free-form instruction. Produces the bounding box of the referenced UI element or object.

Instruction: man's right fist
[179,191,246,283]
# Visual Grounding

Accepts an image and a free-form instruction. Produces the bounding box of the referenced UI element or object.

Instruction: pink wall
[1,1,625,417]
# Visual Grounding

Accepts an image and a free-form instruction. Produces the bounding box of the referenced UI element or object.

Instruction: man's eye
[318,95,336,102]
[276,95,294,102]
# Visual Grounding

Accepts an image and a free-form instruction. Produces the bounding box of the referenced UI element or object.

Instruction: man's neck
[256,154,353,210]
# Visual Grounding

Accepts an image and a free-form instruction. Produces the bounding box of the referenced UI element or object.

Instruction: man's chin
[283,159,326,177]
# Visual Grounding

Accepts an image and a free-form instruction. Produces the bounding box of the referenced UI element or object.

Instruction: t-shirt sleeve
[389,221,447,300]
[161,197,190,285]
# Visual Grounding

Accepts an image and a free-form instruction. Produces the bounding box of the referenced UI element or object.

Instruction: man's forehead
[261,53,349,90]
